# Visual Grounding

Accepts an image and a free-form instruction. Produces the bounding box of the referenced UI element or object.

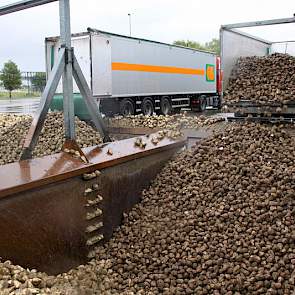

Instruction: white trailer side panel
[46,36,91,94]
[91,35,112,96]
[47,31,217,97]
[221,29,270,89]
[105,35,216,97]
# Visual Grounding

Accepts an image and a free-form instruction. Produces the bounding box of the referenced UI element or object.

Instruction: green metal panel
[50,94,91,120]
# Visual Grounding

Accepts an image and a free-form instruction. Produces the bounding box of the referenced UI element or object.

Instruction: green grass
[0,91,41,99]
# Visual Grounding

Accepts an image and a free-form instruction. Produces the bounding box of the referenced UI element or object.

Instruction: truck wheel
[120,98,135,116]
[142,98,154,116]
[160,97,172,115]
[199,96,207,112]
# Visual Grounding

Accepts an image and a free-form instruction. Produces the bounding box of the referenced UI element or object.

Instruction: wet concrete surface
[0,98,40,115]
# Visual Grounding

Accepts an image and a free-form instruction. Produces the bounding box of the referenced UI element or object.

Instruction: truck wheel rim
[123,101,134,116]
[161,99,171,115]
[201,99,206,111]
[143,101,153,116]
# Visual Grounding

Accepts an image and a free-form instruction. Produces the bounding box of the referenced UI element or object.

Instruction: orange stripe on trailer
[112,62,205,76]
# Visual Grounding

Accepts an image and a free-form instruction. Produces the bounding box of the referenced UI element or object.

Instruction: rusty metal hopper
[0,134,184,275]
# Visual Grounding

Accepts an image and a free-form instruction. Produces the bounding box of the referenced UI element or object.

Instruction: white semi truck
[47,28,222,118]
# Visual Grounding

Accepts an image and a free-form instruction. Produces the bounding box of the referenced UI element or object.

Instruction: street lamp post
[128,13,131,36]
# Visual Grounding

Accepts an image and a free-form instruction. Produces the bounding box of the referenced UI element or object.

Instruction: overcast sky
[0,0,295,71]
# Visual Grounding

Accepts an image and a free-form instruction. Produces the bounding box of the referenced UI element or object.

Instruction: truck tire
[120,98,135,116]
[160,97,172,115]
[142,98,154,116]
[199,96,207,112]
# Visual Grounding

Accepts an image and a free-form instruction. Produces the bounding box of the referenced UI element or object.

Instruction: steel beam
[72,54,111,142]
[222,17,295,30]
[0,0,57,16]
[21,48,65,160]
[59,0,75,140]
[272,40,295,44]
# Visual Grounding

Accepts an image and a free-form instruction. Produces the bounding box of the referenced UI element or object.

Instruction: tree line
[173,38,220,54]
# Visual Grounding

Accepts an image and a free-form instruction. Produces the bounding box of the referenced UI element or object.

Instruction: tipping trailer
[48,28,222,118]
[220,16,295,118]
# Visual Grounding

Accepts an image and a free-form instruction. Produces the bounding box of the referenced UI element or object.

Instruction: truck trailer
[220,16,295,118]
[47,28,222,118]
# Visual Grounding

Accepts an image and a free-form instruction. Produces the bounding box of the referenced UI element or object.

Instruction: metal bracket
[64,47,73,64]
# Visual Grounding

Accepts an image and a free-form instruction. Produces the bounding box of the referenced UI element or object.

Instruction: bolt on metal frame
[0,0,110,160]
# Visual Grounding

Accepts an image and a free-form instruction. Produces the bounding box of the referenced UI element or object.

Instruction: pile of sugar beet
[224,53,295,105]
[0,112,102,165]
[1,122,295,294]
[106,113,224,129]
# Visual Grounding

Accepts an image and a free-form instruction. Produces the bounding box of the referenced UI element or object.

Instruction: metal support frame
[59,0,75,140]
[221,17,295,30]
[0,0,58,16]
[0,0,110,160]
